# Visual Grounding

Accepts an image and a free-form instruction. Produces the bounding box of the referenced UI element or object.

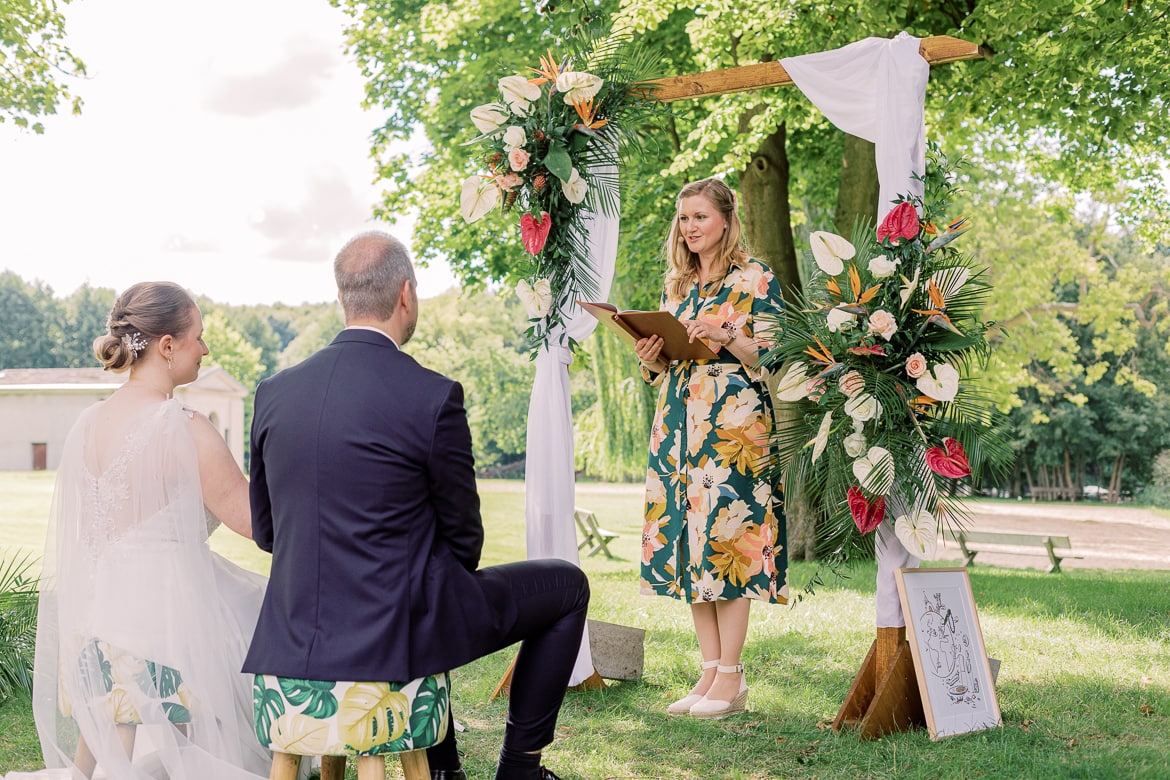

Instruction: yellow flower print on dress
[711,499,752,540]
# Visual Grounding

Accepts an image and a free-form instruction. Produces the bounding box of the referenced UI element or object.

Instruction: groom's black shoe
[539,768,562,780]
[431,770,469,780]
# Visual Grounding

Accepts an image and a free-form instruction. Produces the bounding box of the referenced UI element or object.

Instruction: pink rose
[867,309,898,341]
[508,148,531,172]
[905,352,928,379]
[838,370,865,398]
[877,201,920,245]
[497,172,523,190]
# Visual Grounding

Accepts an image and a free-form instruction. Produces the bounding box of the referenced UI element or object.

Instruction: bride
[8,282,270,779]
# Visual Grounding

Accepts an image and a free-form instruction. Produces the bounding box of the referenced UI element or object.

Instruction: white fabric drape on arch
[524,166,620,685]
[781,32,928,627]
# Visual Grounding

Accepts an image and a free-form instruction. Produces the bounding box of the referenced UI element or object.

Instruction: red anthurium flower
[520,211,552,256]
[925,437,972,478]
[877,201,920,245]
[846,344,886,357]
[847,485,886,534]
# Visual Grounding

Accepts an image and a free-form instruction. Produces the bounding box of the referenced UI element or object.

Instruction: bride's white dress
[8,399,271,779]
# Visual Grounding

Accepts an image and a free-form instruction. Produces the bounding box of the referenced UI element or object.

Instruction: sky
[0,0,457,305]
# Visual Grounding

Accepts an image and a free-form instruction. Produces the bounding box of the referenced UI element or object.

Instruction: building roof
[0,366,247,396]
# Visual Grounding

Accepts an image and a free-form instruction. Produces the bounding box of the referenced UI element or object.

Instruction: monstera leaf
[338,682,410,752]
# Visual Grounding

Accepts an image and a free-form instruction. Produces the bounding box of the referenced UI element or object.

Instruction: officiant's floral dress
[640,256,789,604]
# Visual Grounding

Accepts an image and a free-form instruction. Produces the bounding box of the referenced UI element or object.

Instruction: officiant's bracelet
[720,322,739,344]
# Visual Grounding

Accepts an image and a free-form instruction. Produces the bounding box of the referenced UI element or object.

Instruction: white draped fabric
[782,32,929,224]
[525,173,620,685]
[781,33,928,626]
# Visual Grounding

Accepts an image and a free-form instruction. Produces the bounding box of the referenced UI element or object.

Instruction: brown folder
[577,300,719,362]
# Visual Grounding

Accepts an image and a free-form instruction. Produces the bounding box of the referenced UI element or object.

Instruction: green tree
[59,284,116,368]
[1,0,85,132]
[0,271,62,368]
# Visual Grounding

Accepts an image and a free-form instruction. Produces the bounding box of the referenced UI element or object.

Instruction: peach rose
[905,352,928,379]
[508,148,531,172]
[868,309,897,341]
[839,370,865,398]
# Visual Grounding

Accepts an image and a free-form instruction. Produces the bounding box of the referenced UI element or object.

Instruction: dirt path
[942,500,1170,571]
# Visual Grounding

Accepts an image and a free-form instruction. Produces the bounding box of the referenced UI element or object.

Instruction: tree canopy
[0,0,85,133]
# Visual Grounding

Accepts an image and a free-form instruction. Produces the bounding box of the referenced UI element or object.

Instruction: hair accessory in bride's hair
[122,332,149,356]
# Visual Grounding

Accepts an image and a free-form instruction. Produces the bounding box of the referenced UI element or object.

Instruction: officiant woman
[633,177,789,720]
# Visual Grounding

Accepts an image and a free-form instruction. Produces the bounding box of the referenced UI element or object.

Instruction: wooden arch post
[640,34,985,739]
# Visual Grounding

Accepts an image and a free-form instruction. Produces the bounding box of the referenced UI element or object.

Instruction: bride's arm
[189,413,253,539]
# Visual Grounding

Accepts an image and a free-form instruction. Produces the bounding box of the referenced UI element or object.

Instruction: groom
[244,231,590,780]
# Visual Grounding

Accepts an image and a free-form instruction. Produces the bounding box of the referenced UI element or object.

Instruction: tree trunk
[834,134,880,239]
[738,122,817,560]
[739,121,800,301]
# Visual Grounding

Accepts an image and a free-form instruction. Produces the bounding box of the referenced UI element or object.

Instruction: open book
[577,301,719,362]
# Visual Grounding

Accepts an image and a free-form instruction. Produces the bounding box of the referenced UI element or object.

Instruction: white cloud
[0,0,455,305]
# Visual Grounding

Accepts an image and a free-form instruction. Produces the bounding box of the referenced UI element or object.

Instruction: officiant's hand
[681,318,729,345]
[635,335,666,373]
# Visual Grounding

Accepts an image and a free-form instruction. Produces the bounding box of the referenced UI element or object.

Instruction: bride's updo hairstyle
[94,281,197,372]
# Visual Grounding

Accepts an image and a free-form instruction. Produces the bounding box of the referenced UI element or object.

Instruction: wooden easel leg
[491,654,518,699]
[834,627,925,739]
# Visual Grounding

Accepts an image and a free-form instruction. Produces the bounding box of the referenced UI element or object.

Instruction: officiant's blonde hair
[663,178,749,302]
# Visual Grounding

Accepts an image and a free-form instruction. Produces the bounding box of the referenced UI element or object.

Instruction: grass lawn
[2,472,1169,778]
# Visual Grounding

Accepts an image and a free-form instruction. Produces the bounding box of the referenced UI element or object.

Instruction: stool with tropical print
[66,638,193,726]
[252,673,449,780]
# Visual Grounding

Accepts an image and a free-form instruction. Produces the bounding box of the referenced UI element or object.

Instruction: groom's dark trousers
[243,328,589,765]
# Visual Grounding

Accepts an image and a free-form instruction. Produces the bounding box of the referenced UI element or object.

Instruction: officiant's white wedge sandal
[666,659,719,716]
[689,663,748,719]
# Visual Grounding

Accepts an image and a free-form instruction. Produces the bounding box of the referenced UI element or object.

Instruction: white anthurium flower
[502,125,527,150]
[810,412,833,463]
[916,362,960,402]
[774,362,810,402]
[555,70,603,103]
[868,256,899,278]
[469,102,509,134]
[844,393,882,422]
[899,266,921,308]
[561,167,588,204]
[826,305,857,332]
[930,266,970,298]
[516,278,553,318]
[459,176,499,223]
[895,509,938,559]
[809,231,854,276]
[498,76,541,114]
[851,446,894,494]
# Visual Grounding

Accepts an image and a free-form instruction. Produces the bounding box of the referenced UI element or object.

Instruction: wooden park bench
[942,529,1083,573]
[575,507,618,560]
[1029,486,1080,502]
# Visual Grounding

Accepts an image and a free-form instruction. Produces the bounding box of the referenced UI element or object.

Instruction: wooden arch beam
[640,35,986,103]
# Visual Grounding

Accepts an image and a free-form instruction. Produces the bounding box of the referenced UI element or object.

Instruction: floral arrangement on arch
[761,145,1011,568]
[459,31,663,350]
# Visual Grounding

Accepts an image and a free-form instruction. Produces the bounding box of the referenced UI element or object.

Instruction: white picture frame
[895,566,1002,740]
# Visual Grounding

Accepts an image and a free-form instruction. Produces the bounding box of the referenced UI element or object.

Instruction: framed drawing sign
[895,567,1002,740]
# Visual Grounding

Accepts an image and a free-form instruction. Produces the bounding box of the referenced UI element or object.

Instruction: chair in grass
[253,672,450,780]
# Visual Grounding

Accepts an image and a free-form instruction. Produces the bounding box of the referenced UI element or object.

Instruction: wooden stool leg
[356,754,388,780]
[269,751,301,780]
[321,755,346,780]
[398,749,431,780]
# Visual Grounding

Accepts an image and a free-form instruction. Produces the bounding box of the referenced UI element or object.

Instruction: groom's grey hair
[334,231,416,321]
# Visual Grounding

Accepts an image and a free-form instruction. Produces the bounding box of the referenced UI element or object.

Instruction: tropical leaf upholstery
[252,673,449,757]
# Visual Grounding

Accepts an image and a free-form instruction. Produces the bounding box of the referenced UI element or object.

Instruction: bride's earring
[167,355,173,370]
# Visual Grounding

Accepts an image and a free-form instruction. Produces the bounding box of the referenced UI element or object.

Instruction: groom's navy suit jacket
[243,328,513,681]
